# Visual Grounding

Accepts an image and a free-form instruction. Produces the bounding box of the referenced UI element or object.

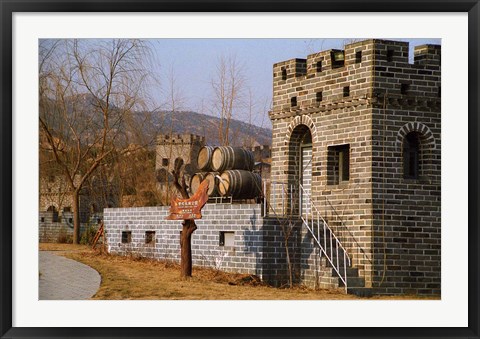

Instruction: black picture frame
[1,1,478,338]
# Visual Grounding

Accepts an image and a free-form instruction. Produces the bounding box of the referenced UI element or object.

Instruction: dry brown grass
[40,243,439,300]
[40,243,90,252]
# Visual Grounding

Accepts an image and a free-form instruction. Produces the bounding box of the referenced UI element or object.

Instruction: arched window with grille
[403,132,421,179]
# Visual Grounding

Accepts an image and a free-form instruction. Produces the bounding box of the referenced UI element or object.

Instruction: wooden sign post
[166,179,209,278]
[167,180,209,220]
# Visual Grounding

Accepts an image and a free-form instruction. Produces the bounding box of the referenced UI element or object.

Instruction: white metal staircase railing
[298,184,351,291]
[264,181,351,291]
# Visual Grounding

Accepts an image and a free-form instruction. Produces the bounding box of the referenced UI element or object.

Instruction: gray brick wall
[105,204,266,276]
[104,204,333,289]
[39,211,99,243]
[370,42,441,295]
[155,134,205,204]
[268,39,441,295]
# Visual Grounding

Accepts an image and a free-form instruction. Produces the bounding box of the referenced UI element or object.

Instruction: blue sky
[148,38,441,128]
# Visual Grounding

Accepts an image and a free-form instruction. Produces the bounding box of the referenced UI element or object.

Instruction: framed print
[1,1,479,338]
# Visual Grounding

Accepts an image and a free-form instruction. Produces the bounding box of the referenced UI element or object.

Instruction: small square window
[281,68,287,80]
[387,49,394,62]
[219,231,235,247]
[291,96,297,107]
[343,86,350,97]
[40,217,45,223]
[122,231,132,244]
[162,158,169,166]
[355,51,362,63]
[145,231,155,244]
[68,218,73,223]
[316,61,322,72]
[316,91,323,103]
[328,144,350,185]
[331,50,345,69]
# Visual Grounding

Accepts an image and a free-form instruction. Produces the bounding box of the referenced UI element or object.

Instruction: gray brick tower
[156,134,205,201]
[269,39,441,295]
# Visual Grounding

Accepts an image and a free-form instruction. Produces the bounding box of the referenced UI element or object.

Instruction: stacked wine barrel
[190,146,262,200]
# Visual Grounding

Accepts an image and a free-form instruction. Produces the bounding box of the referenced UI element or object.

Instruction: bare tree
[241,88,256,148]
[110,146,162,207]
[163,66,186,203]
[211,55,245,146]
[241,90,272,148]
[39,39,157,243]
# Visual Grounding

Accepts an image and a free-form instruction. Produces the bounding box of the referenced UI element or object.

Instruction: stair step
[339,277,365,288]
[345,267,359,276]
[318,276,340,289]
[347,287,374,297]
[303,214,368,293]
[322,262,354,272]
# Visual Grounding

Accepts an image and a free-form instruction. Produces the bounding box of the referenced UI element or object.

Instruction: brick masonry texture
[39,211,100,243]
[40,175,118,224]
[39,176,91,223]
[105,204,266,275]
[156,133,205,175]
[104,204,330,288]
[155,133,205,203]
[269,39,441,295]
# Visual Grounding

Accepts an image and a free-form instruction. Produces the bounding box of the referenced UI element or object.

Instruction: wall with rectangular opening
[219,231,235,247]
[355,50,362,63]
[327,144,350,185]
[122,231,132,244]
[145,231,155,244]
[104,204,308,289]
[330,50,345,69]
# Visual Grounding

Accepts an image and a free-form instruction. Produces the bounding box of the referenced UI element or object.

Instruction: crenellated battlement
[414,44,441,67]
[271,39,441,115]
[249,145,271,162]
[157,133,205,146]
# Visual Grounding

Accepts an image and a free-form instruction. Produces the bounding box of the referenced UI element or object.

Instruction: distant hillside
[150,111,272,147]
[40,93,272,147]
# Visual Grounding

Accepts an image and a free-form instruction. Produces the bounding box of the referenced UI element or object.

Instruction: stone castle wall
[39,210,102,243]
[370,41,441,294]
[155,134,205,203]
[270,40,378,286]
[269,39,441,295]
[156,134,206,176]
[104,204,332,289]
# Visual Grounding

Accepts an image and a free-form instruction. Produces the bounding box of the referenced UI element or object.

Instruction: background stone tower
[156,133,205,203]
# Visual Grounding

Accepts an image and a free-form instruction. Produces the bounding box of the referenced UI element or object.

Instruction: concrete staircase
[301,210,370,296]
[266,182,372,296]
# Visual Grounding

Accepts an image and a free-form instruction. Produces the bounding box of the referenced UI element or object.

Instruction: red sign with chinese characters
[166,180,209,220]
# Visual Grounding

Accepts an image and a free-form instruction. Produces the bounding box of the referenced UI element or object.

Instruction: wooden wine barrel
[189,172,208,196]
[211,146,254,172]
[197,146,214,171]
[218,170,262,199]
[204,172,220,197]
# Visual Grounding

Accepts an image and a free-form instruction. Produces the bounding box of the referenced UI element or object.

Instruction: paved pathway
[39,251,101,300]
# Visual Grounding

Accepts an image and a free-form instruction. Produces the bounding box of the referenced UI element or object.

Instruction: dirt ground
[39,243,439,300]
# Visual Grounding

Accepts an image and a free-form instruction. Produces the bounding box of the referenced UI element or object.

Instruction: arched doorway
[287,125,312,216]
